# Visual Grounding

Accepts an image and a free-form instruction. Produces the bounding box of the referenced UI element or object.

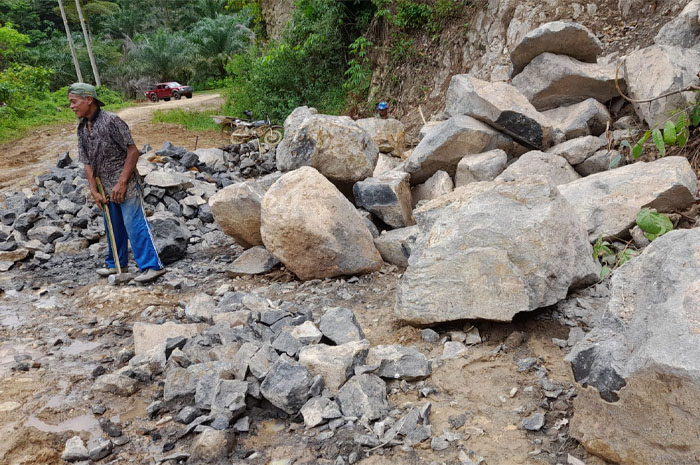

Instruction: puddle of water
[62,340,101,356]
[0,342,43,377]
[0,307,25,329]
[115,398,148,424]
[25,414,100,438]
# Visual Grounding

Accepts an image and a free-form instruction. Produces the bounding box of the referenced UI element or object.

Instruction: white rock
[411,171,454,208]
[496,151,580,186]
[454,149,508,187]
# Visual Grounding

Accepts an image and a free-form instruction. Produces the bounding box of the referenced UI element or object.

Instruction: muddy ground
[0,97,611,465]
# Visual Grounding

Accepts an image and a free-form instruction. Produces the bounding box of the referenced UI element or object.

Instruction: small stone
[421,328,439,343]
[177,406,201,424]
[319,307,365,345]
[61,436,89,462]
[522,412,546,431]
[448,413,467,429]
[233,416,250,432]
[441,341,467,360]
[99,418,122,438]
[431,435,449,451]
[147,401,164,418]
[88,439,113,461]
[517,357,538,372]
[92,404,106,415]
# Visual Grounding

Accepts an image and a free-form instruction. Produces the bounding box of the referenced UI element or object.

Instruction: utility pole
[74,0,101,87]
[57,0,83,82]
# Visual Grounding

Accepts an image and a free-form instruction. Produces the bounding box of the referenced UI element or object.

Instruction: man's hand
[91,189,107,210]
[111,180,128,204]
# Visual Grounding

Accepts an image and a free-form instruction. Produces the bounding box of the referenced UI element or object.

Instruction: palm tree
[57,0,83,82]
[190,14,252,77]
[126,29,190,81]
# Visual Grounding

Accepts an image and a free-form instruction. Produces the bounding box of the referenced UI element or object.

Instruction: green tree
[126,29,190,81]
[0,22,29,69]
[190,14,252,78]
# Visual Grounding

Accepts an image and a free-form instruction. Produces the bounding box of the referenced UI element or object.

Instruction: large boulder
[411,171,454,208]
[567,229,700,465]
[404,115,515,184]
[144,170,194,189]
[496,151,580,186]
[543,99,611,140]
[209,181,265,248]
[445,75,554,150]
[355,118,406,157]
[558,156,697,241]
[654,0,700,51]
[545,135,606,166]
[260,167,383,280]
[454,149,508,187]
[353,171,414,228]
[624,45,700,127]
[275,114,379,184]
[395,178,598,323]
[513,53,624,111]
[193,148,226,171]
[510,21,603,77]
[149,212,190,264]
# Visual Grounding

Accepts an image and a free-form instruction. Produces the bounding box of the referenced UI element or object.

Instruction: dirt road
[0,93,226,194]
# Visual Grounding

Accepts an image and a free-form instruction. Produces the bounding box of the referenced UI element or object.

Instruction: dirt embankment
[0,93,225,194]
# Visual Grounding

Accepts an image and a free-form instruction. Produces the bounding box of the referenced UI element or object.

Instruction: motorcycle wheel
[263,129,283,146]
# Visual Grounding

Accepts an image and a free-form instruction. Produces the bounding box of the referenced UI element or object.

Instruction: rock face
[510,21,603,77]
[496,151,580,186]
[624,45,700,127]
[513,53,623,111]
[654,0,700,51]
[260,167,383,280]
[275,114,379,184]
[209,181,265,248]
[543,99,611,140]
[446,75,554,149]
[411,171,454,208]
[353,171,414,228]
[356,118,406,156]
[567,229,700,465]
[558,156,697,241]
[404,115,515,184]
[454,150,508,187]
[395,178,598,324]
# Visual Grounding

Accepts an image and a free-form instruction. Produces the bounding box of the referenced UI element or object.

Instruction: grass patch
[152,107,222,131]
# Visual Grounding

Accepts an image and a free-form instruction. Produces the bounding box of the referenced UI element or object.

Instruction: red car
[145,82,193,102]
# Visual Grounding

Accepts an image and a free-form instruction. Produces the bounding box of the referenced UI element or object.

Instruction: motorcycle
[212,110,284,147]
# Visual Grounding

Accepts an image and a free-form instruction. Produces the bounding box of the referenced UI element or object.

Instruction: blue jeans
[103,193,163,271]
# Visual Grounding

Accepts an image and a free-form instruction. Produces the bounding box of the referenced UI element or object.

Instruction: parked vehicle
[144,82,193,102]
[212,111,283,146]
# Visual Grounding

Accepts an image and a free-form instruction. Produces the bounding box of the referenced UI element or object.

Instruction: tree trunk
[57,0,83,83]
[74,0,101,87]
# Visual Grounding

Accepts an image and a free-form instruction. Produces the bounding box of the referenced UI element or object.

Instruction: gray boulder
[624,45,700,127]
[318,307,365,345]
[336,374,389,421]
[144,170,194,189]
[574,149,625,176]
[545,135,606,165]
[373,226,420,267]
[395,178,599,323]
[149,211,190,264]
[445,75,554,149]
[229,246,280,276]
[353,171,415,228]
[300,397,342,428]
[513,53,624,111]
[558,156,697,241]
[654,0,700,51]
[276,114,379,184]
[260,355,313,414]
[411,170,454,208]
[567,229,700,465]
[367,345,432,380]
[543,99,611,140]
[496,151,580,186]
[260,167,383,280]
[185,293,220,324]
[193,148,226,171]
[454,149,508,187]
[133,322,201,356]
[61,436,89,462]
[510,21,603,77]
[27,225,63,244]
[209,180,265,248]
[298,340,370,393]
[404,115,516,184]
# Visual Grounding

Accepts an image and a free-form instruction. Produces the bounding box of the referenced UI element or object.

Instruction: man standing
[68,83,165,284]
